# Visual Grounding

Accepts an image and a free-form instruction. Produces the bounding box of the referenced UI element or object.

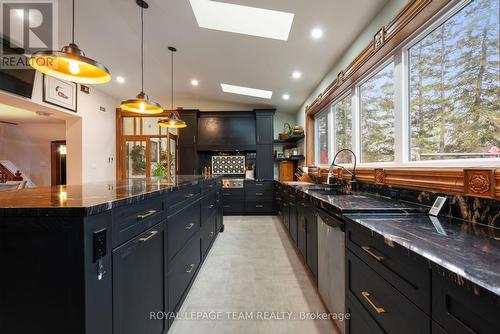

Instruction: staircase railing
[0,163,23,183]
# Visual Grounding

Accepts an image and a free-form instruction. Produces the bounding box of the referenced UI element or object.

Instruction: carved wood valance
[319,167,500,200]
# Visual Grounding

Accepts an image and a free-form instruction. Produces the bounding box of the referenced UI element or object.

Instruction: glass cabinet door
[125,141,147,178]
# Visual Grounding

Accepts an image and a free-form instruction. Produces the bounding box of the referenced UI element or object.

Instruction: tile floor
[168,216,338,334]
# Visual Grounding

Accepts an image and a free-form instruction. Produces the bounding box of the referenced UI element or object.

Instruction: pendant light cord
[72,0,75,43]
[171,49,174,111]
[141,5,144,93]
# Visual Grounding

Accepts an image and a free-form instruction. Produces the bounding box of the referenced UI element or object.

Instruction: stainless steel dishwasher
[317,208,346,334]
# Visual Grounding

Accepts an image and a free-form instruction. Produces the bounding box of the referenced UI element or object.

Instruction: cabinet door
[256,145,274,180]
[282,202,290,230]
[297,213,307,260]
[346,296,384,334]
[256,115,274,144]
[178,113,197,146]
[113,223,166,334]
[306,211,318,283]
[289,202,298,244]
[178,145,198,175]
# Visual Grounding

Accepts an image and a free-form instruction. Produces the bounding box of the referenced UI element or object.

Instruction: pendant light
[120,0,162,114]
[158,46,187,128]
[29,0,111,84]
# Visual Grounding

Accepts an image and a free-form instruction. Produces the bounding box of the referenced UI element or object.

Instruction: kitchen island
[0,176,223,334]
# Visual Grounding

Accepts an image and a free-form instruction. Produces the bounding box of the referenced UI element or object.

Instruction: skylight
[220,84,273,99]
[189,0,294,40]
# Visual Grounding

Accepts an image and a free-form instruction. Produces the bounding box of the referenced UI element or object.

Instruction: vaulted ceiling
[57,0,389,113]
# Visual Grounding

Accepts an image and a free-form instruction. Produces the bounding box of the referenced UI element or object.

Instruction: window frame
[314,106,332,166]
[313,0,500,168]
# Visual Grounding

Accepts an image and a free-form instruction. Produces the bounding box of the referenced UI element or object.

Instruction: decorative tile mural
[211,156,245,175]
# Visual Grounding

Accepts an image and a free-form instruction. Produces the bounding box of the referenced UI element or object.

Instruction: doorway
[51,140,67,185]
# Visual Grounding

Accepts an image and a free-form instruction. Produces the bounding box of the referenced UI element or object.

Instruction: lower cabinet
[346,296,384,334]
[201,213,217,258]
[346,249,431,334]
[432,270,500,334]
[167,233,201,315]
[113,223,167,334]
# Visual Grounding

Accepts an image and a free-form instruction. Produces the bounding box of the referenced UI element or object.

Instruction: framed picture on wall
[43,75,77,112]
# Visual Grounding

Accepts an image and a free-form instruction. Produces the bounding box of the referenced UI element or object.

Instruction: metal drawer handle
[255,192,263,196]
[185,193,195,199]
[185,223,195,230]
[139,230,158,242]
[185,263,195,273]
[256,205,264,208]
[223,193,231,196]
[362,246,385,262]
[255,183,263,186]
[209,232,214,238]
[207,204,215,209]
[136,210,157,220]
[361,291,386,314]
[223,205,230,208]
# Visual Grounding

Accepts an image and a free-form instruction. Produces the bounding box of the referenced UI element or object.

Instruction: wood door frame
[50,140,66,186]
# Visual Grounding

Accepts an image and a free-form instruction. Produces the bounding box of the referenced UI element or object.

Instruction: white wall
[0,122,66,187]
[273,111,296,139]
[0,72,119,185]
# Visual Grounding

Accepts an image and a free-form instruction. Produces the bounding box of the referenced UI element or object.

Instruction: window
[359,61,395,163]
[333,94,353,163]
[315,109,330,165]
[312,0,500,166]
[408,0,500,161]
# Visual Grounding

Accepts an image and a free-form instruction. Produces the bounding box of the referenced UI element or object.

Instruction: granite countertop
[284,182,426,214]
[345,213,500,296]
[0,175,219,216]
[281,181,500,296]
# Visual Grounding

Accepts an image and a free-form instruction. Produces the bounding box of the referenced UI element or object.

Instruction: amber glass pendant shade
[29,0,111,84]
[120,92,163,114]
[158,111,187,128]
[30,43,111,84]
[120,0,162,115]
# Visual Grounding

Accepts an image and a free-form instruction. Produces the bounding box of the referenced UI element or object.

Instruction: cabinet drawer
[201,191,217,224]
[222,202,244,213]
[347,250,431,334]
[165,184,201,214]
[168,236,201,312]
[201,214,216,258]
[112,195,165,247]
[346,221,431,313]
[167,200,200,263]
[245,180,274,192]
[245,200,274,214]
[245,189,274,202]
[346,296,384,334]
[432,271,500,334]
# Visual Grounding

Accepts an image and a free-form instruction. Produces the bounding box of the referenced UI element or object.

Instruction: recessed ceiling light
[311,28,324,39]
[191,79,199,86]
[116,76,125,83]
[221,83,273,99]
[190,0,294,40]
[292,71,302,79]
[282,94,290,100]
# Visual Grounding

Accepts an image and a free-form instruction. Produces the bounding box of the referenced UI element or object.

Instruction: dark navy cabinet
[113,223,167,334]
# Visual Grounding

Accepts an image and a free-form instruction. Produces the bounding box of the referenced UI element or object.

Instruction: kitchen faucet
[327,149,358,191]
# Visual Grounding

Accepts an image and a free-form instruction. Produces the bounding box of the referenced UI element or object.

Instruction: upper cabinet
[197,113,256,148]
[255,110,274,145]
[178,110,198,146]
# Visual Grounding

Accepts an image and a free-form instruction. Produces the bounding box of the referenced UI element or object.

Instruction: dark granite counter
[0,175,220,216]
[345,213,500,296]
[280,181,500,297]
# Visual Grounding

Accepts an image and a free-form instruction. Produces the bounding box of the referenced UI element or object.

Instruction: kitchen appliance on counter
[317,208,346,333]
